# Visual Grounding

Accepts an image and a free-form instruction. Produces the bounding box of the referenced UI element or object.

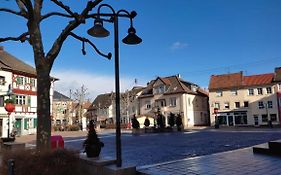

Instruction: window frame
[258,101,264,109]
[248,89,254,96]
[257,88,263,95]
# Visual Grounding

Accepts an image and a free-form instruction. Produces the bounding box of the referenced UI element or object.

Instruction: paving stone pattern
[138,147,281,175]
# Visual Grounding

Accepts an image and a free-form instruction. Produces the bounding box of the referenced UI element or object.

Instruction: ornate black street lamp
[87,4,142,167]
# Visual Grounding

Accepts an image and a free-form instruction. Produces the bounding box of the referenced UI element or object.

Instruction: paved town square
[60,128,281,166]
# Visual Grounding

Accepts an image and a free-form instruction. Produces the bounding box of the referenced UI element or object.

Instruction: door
[254,116,259,126]
[228,116,234,126]
[15,119,22,136]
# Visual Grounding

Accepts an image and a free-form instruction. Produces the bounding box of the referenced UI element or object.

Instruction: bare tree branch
[50,0,77,18]
[34,0,43,17]
[46,0,103,68]
[20,0,34,17]
[41,12,73,21]
[0,8,27,18]
[16,0,28,15]
[69,32,111,59]
[0,32,29,43]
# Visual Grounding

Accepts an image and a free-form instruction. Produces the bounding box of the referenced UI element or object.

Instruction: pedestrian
[144,117,150,127]
[176,113,183,131]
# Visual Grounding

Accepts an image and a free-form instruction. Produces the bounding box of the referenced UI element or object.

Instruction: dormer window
[159,85,165,93]
[216,91,222,97]
[154,85,167,94]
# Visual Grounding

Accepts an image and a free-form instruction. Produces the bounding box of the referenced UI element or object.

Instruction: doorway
[15,119,22,136]
[254,116,259,126]
[228,116,234,126]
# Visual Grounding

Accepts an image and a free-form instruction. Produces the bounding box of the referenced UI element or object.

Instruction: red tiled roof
[159,77,171,85]
[209,72,275,91]
[209,72,242,90]
[243,73,274,86]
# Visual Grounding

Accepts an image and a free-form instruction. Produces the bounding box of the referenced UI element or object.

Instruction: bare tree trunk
[36,66,51,150]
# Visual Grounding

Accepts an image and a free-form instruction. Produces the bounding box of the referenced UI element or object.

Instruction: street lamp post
[87,4,142,167]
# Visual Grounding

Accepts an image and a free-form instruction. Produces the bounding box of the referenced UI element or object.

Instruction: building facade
[138,75,209,128]
[52,91,73,127]
[209,68,281,127]
[87,86,144,128]
[0,46,56,137]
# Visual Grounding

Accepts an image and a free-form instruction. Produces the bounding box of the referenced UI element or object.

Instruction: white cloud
[51,69,139,100]
[170,41,189,50]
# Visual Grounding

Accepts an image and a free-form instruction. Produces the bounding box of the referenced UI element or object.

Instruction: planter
[85,144,102,158]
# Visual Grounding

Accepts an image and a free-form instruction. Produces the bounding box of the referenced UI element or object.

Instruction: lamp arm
[117,10,137,27]
[69,32,112,60]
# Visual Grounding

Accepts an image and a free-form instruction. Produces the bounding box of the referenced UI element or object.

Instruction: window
[159,85,165,93]
[235,102,240,108]
[258,101,264,109]
[169,97,176,107]
[0,96,4,106]
[244,101,249,108]
[16,76,24,85]
[266,87,272,94]
[145,101,151,109]
[155,99,166,107]
[30,78,36,87]
[234,115,247,125]
[267,101,273,108]
[248,89,254,96]
[231,90,238,96]
[262,114,268,122]
[214,102,220,109]
[16,95,26,105]
[0,76,5,85]
[257,88,263,95]
[188,98,191,106]
[218,116,227,125]
[270,114,277,121]
[224,102,229,109]
[216,91,222,97]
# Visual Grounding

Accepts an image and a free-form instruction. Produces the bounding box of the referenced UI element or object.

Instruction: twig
[0,32,29,43]
[0,8,27,18]
[41,12,73,21]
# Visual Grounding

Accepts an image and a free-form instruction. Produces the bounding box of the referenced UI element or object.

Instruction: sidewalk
[14,131,88,144]
[137,143,281,175]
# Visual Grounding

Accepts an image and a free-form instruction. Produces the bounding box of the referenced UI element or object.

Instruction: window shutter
[27,96,31,106]
[24,118,28,129]
[34,118,37,128]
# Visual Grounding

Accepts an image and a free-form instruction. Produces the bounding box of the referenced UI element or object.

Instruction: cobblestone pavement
[7,128,281,175]
[91,129,281,166]
[137,145,281,175]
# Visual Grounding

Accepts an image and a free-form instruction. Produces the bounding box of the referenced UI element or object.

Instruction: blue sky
[1,0,281,99]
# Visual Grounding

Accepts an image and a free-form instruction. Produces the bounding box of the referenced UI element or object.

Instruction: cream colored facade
[209,84,279,126]
[139,77,209,128]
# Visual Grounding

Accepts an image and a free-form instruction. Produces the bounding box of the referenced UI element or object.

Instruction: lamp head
[87,18,110,38]
[122,27,142,45]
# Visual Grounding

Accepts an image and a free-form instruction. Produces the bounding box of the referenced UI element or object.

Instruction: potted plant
[83,120,104,158]
[4,98,15,113]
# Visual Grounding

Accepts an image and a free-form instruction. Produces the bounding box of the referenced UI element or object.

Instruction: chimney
[176,74,181,78]
[274,67,281,82]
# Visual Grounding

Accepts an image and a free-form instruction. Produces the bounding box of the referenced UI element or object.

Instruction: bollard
[8,159,15,175]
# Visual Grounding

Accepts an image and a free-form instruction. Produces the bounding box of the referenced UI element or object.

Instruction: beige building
[138,75,209,128]
[87,86,144,128]
[209,68,281,127]
[52,91,73,127]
